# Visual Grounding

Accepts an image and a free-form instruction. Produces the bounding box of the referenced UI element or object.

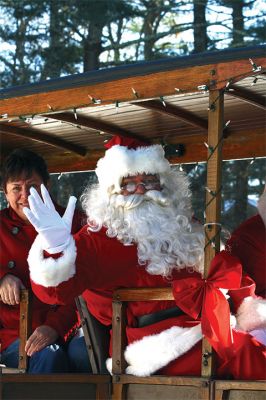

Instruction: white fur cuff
[124,324,202,377]
[236,296,266,332]
[28,234,77,287]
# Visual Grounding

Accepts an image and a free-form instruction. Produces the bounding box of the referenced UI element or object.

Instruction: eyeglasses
[120,180,161,193]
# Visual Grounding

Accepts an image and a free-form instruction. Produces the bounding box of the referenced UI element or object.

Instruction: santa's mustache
[110,190,170,210]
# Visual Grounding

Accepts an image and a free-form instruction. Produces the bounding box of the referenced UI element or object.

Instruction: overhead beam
[135,100,208,130]
[226,84,266,109]
[0,55,265,119]
[7,127,262,174]
[45,112,146,141]
[0,123,87,156]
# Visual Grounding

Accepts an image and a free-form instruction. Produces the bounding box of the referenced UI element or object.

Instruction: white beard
[81,171,205,276]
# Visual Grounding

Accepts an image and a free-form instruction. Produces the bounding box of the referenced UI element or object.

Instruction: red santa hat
[95,135,171,194]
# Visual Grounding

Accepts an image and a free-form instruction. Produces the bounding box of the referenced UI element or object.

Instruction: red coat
[30,225,266,380]
[226,214,266,298]
[0,205,84,351]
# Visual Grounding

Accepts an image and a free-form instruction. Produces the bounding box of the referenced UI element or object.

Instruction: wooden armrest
[113,287,174,302]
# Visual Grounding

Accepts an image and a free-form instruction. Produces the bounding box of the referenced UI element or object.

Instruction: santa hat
[95,135,171,194]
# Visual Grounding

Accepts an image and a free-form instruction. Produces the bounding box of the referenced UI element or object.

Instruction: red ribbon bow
[172,251,242,359]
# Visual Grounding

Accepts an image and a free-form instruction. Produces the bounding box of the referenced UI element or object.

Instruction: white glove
[23,184,77,254]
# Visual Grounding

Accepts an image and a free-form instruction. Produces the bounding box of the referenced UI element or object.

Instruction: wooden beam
[135,100,208,130]
[226,84,266,109]
[0,123,87,156]
[0,56,265,119]
[45,112,145,140]
[1,127,261,173]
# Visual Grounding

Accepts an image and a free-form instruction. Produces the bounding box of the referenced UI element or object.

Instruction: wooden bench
[0,290,111,400]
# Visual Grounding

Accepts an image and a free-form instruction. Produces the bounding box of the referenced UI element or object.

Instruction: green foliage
[1,0,265,86]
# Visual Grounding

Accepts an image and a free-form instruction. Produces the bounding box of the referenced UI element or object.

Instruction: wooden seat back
[111,287,266,400]
[111,287,212,400]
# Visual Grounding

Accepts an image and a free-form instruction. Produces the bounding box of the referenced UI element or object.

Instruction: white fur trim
[236,296,266,332]
[106,358,113,375]
[28,234,77,287]
[257,189,266,227]
[96,144,170,194]
[249,328,266,345]
[124,324,202,377]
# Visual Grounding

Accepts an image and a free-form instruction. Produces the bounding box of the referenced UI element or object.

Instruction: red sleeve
[226,215,266,297]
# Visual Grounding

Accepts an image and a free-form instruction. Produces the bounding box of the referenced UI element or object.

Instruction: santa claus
[24,135,266,379]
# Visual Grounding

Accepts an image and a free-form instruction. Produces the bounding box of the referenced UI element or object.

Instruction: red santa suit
[226,214,266,298]
[25,136,266,380]
[29,226,266,380]
[0,204,84,352]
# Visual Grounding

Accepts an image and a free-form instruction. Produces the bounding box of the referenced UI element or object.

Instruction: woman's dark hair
[1,149,50,191]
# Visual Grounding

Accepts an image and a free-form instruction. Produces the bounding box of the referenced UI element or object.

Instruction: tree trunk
[231,0,245,47]
[13,8,27,85]
[83,23,103,71]
[232,160,249,225]
[143,8,157,60]
[41,0,62,79]
[193,0,208,53]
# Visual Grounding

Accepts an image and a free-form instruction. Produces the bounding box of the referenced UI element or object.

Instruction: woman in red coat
[0,149,84,373]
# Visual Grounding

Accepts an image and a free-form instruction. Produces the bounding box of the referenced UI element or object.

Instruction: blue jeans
[0,338,69,373]
[67,330,91,372]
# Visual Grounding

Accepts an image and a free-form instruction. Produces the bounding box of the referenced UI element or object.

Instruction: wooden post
[18,289,32,371]
[112,298,127,375]
[201,89,224,378]
[112,295,127,400]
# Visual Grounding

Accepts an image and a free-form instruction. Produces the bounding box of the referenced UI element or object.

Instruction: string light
[58,173,63,180]
[73,108,78,120]
[159,96,166,107]
[248,157,256,166]
[208,104,216,111]
[47,104,53,111]
[205,186,216,196]
[204,223,222,251]
[88,95,101,104]
[249,58,262,73]
[251,77,258,86]
[197,85,209,92]
[131,87,139,98]
[204,142,214,154]
[225,79,233,90]
[115,100,120,113]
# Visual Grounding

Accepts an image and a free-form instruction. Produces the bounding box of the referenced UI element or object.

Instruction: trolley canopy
[0,45,265,173]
